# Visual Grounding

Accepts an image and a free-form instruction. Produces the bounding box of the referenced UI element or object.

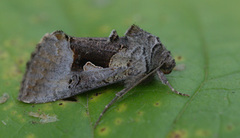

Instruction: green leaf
[0,0,239,137]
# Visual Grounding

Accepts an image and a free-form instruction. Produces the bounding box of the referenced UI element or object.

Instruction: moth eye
[161,59,176,74]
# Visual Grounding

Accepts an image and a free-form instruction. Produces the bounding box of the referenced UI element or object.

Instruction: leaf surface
[0,0,239,137]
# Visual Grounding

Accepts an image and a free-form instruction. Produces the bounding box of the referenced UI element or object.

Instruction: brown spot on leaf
[98,126,110,136]
[227,125,232,131]
[95,92,102,96]
[30,121,38,124]
[168,130,187,138]
[116,103,127,112]
[153,101,161,107]
[100,127,106,132]
[177,56,182,60]
[137,111,144,116]
[114,118,123,125]
[18,59,24,65]
[174,55,185,62]
[89,91,107,102]
[195,129,211,137]
[226,124,234,131]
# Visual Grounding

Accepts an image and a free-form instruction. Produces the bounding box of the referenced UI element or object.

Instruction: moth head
[150,36,176,74]
[160,56,176,74]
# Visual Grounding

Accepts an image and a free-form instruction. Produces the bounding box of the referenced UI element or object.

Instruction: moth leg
[94,78,143,129]
[93,88,126,129]
[157,70,189,97]
[94,67,163,129]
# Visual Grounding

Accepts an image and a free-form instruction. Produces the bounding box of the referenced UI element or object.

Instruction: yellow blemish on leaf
[153,101,161,107]
[26,133,35,138]
[16,114,26,123]
[57,102,67,108]
[114,118,123,125]
[3,102,14,110]
[3,65,21,79]
[135,117,141,122]
[0,50,9,60]
[89,94,101,102]
[115,103,127,113]
[89,90,111,102]
[135,111,144,122]
[83,111,89,117]
[97,126,110,136]
[41,105,53,111]
[225,124,234,132]
[195,129,211,137]
[137,111,144,116]
[3,40,12,47]
[168,130,188,138]
[174,55,185,62]
[11,111,17,115]
[3,38,22,47]
[20,118,26,123]
[17,114,23,119]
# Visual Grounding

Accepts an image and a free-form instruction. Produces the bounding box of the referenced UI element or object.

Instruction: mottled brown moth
[19,25,189,128]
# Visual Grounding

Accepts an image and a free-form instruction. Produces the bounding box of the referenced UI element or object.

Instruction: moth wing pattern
[110,25,168,87]
[109,25,150,76]
[68,66,129,95]
[19,31,74,103]
[83,61,103,71]
[19,25,180,104]
[19,32,130,103]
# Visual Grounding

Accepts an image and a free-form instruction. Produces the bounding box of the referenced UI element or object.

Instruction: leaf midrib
[165,8,210,136]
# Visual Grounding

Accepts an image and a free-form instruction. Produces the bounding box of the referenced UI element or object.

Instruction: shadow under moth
[19,25,189,128]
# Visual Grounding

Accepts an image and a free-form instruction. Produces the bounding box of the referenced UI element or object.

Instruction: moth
[19,25,189,128]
